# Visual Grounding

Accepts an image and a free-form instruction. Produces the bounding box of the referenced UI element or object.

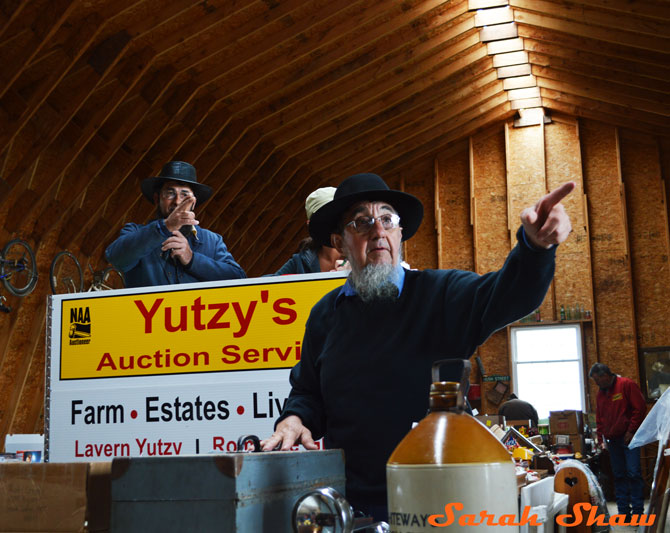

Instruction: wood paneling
[620,136,670,348]
[580,120,638,382]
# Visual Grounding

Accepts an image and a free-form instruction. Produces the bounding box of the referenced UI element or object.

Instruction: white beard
[349,262,401,303]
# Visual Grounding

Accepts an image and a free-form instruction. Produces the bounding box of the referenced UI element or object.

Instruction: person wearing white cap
[273,187,348,275]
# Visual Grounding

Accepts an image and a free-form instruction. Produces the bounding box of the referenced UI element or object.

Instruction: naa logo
[69,306,91,345]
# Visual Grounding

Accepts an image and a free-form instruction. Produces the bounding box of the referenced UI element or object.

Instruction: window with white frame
[510,324,586,420]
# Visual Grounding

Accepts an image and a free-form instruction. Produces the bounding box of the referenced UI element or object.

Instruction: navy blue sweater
[278,231,556,505]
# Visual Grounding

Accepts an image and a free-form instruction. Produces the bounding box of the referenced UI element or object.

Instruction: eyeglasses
[345,213,401,234]
[160,189,195,201]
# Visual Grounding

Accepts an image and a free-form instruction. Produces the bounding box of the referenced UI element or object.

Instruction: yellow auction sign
[59,276,346,380]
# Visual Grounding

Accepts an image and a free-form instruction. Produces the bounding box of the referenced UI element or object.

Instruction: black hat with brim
[309,173,424,247]
[141,161,214,205]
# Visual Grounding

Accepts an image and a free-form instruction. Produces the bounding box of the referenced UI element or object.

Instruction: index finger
[539,181,575,212]
[175,197,196,213]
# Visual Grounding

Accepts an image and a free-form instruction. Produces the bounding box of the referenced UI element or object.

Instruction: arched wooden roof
[0,0,668,438]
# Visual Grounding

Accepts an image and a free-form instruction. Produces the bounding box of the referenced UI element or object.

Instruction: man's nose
[369,217,387,237]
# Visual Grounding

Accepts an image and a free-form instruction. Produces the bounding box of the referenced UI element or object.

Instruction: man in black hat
[106,161,245,288]
[262,172,574,520]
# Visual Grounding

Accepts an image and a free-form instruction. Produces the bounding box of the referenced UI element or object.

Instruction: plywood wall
[417,116,670,414]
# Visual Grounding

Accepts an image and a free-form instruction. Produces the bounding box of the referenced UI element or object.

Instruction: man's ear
[331,233,344,254]
[153,192,159,205]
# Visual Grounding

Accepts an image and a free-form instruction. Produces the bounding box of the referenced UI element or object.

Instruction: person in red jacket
[589,362,647,517]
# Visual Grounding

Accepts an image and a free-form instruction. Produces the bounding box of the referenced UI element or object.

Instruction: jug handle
[431,358,471,411]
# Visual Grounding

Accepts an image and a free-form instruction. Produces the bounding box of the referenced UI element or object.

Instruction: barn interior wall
[411,116,670,416]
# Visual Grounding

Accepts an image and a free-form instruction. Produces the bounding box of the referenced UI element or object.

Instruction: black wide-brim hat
[309,173,424,247]
[141,161,214,205]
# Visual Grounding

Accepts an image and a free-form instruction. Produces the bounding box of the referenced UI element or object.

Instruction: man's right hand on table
[261,415,319,451]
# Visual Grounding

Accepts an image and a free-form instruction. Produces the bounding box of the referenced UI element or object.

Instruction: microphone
[180,224,196,238]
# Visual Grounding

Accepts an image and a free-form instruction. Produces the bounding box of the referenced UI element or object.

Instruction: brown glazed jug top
[387,382,512,465]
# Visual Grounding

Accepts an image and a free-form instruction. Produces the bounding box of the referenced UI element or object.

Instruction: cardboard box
[552,434,586,455]
[505,419,532,429]
[475,414,506,428]
[549,410,584,434]
[0,462,89,532]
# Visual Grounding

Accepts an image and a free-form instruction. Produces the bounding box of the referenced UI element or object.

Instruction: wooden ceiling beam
[211,152,299,245]
[517,23,669,67]
[0,7,160,219]
[233,167,323,272]
[167,0,345,76]
[530,55,669,94]
[20,92,154,245]
[215,75,506,251]
[535,74,668,117]
[0,12,105,147]
[210,53,494,247]
[569,0,670,20]
[220,157,309,252]
[511,2,668,52]
[512,0,667,37]
[259,220,308,276]
[524,40,670,84]
[206,1,471,119]
[322,92,509,182]
[0,1,27,39]
[0,0,77,99]
[261,29,483,148]
[122,0,254,50]
[541,88,670,135]
[377,102,514,177]
[293,67,498,170]
[307,80,505,176]
[212,25,482,206]
[242,213,308,276]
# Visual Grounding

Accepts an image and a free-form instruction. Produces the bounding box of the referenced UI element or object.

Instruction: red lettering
[213,437,224,451]
[221,345,240,364]
[272,298,297,325]
[244,348,260,363]
[275,346,292,361]
[232,301,256,338]
[207,303,230,329]
[137,354,152,369]
[134,298,163,333]
[191,297,206,330]
[165,305,187,332]
[97,352,117,371]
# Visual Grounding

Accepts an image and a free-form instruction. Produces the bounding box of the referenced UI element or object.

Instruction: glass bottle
[560,305,566,321]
